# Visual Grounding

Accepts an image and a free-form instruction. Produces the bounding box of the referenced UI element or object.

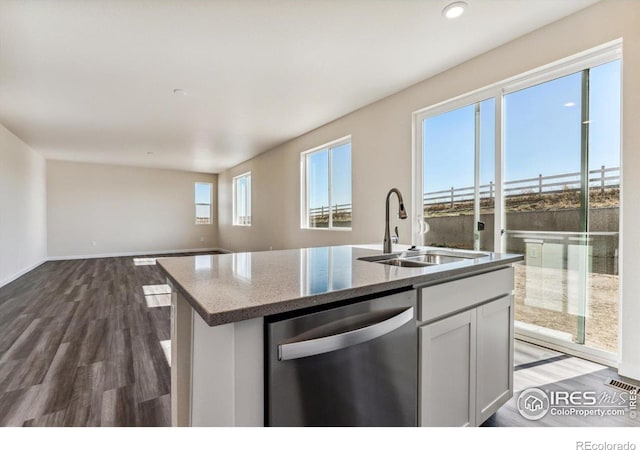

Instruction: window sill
[301,227,352,232]
[233,224,252,227]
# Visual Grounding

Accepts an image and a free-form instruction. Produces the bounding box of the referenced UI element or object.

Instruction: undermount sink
[358,249,489,268]
[376,258,431,268]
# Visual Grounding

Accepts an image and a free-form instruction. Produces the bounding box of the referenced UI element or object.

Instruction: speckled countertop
[157,245,523,326]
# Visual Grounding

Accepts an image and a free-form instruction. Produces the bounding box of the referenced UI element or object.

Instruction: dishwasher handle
[278,306,414,361]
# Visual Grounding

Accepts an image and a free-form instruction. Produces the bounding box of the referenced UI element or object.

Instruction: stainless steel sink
[376,258,432,268]
[358,249,489,268]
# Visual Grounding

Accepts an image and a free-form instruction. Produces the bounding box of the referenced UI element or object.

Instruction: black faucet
[383,188,407,254]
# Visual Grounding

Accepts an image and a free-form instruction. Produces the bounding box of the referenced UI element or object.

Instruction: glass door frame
[411,40,622,366]
[412,88,505,252]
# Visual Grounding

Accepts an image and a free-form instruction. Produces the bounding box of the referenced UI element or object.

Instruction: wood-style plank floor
[484,340,640,427]
[0,253,218,427]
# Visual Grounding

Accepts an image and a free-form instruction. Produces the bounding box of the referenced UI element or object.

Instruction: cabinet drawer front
[418,267,514,323]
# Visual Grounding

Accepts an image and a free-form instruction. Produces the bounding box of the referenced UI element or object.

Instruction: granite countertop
[157,244,523,327]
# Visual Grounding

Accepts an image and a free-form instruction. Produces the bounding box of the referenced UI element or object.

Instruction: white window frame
[412,39,622,252]
[232,172,252,227]
[300,135,352,231]
[194,182,213,225]
[412,39,622,366]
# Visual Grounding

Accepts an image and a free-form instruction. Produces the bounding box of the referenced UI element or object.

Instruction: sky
[308,142,351,210]
[423,59,621,194]
[234,174,251,220]
[423,98,495,196]
[195,182,211,204]
[195,182,211,218]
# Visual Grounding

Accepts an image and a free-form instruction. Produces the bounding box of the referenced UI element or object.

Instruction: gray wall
[214,2,640,377]
[217,2,635,255]
[0,123,47,287]
[47,160,218,258]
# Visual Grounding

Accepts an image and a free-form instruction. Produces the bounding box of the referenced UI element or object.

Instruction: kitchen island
[158,244,523,427]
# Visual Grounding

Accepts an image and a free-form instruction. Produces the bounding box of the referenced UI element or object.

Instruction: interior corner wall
[46,160,218,258]
[0,123,47,288]
[217,2,640,379]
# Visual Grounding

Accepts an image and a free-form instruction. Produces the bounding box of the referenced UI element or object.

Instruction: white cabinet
[476,295,514,424]
[419,309,476,427]
[418,268,514,427]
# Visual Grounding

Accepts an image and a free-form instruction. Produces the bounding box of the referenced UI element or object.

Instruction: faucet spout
[383,188,408,254]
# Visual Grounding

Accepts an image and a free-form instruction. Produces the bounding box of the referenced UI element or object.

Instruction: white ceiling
[0,0,598,174]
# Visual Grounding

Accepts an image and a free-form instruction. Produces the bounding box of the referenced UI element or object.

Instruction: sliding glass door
[414,46,621,362]
[420,98,495,251]
[503,59,620,358]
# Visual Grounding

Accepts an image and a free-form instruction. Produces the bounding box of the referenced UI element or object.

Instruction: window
[301,137,352,230]
[233,172,252,226]
[195,182,213,225]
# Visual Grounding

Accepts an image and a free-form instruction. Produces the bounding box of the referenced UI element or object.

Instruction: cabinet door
[475,295,513,425]
[420,309,476,427]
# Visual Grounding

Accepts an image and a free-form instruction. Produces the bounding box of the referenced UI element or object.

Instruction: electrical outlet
[91,241,97,247]
[200,237,205,242]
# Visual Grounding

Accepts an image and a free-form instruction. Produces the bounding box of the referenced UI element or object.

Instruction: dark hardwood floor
[0,253,218,427]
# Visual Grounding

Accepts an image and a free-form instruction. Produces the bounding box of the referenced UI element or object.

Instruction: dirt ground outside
[514,264,619,354]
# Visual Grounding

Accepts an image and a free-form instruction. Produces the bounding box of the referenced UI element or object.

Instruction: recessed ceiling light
[442,1,467,19]
[564,102,576,107]
[173,88,188,96]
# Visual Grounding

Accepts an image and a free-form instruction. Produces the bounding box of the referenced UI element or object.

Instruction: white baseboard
[0,258,47,289]
[618,362,640,382]
[47,247,230,261]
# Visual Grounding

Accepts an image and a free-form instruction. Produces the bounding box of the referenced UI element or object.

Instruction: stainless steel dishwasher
[266,290,417,426]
